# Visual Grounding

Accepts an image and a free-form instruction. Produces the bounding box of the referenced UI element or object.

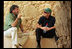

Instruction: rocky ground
[4,33,57,48]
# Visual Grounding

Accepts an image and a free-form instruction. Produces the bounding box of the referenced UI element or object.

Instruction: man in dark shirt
[35,8,59,48]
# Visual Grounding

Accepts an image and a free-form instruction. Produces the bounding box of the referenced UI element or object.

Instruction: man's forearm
[50,26,55,30]
[11,18,19,27]
[20,24,24,32]
[37,24,42,29]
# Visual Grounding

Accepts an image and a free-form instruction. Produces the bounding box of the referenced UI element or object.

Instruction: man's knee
[12,27,17,31]
[52,29,55,31]
[35,28,42,38]
[35,28,42,32]
[48,29,55,32]
[4,31,7,37]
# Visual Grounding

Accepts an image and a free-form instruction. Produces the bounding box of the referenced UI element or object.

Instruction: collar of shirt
[44,15,51,20]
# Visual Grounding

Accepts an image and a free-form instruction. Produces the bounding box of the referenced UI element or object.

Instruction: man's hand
[40,27,47,30]
[11,14,22,27]
[17,14,22,19]
[46,26,55,31]
[41,27,51,31]
[36,24,55,31]
[46,27,51,31]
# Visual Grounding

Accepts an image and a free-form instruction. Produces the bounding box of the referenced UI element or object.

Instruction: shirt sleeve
[7,15,14,26]
[52,17,56,26]
[38,17,43,25]
[20,18,22,24]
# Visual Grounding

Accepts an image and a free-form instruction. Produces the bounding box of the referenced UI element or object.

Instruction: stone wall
[4,1,71,48]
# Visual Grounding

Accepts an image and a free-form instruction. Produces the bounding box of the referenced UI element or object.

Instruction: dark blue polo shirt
[38,16,55,27]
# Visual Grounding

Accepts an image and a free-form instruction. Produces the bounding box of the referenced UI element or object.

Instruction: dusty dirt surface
[4,35,57,48]
[23,35,57,48]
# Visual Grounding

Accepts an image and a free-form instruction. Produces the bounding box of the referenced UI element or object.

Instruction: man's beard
[15,12,19,17]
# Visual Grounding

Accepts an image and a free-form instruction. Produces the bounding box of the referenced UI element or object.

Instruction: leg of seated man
[48,29,59,41]
[44,29,59,41]
[41,29,54,38]
[4,27,18,48]
[35,28,44,48]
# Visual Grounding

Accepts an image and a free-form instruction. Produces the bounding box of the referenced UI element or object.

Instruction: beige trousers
[4,27,18,48]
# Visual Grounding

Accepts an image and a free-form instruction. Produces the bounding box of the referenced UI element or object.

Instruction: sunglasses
[44,12,50,14]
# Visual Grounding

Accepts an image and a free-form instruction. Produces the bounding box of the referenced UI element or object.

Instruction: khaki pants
[4,27,18,48]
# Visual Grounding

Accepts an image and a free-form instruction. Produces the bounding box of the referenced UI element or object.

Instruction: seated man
[35,8,59,48]
[4,5,26,48]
